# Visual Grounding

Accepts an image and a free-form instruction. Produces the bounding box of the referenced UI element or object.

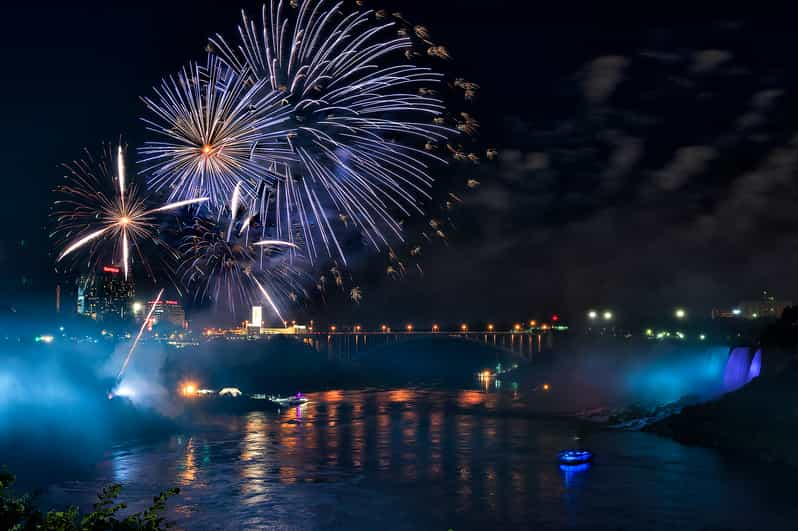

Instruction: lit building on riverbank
[712,290,792,320]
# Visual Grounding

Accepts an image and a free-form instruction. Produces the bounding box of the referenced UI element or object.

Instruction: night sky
[2,1,798,325]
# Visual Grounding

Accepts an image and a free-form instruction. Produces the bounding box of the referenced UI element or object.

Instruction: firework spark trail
[253,240,299,249]
[117,145,126,209]
[227,182,242,242]
[57,226,113,262]
[250,274,286,325]
[116,288,164,383]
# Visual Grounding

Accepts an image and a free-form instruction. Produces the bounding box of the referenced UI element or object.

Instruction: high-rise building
[76,266,135,321]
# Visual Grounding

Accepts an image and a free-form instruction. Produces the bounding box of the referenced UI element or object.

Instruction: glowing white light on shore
[675,308,687,319]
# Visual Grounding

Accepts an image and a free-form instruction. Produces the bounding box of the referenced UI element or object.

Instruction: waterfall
[723,347,761,392]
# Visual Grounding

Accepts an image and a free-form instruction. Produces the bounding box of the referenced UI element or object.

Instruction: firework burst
[140,55,295,213]
[143,0,460,266]
[52,144,208,280]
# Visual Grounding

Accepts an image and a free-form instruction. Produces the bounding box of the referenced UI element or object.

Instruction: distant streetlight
[432,324,440,332]
[355,325,362,332]
[603,311,613,321]
[732,308,742,316]
[699,334,707,341]
[513,323,522,332]
[330,325,337,332]
[461,324,469,332]
[406,324,414,332]
[487,324,495,332]
[675,308,687,319]
[588,310,598,320]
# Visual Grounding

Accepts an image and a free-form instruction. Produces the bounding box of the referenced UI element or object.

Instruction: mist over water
[0,323,178,485]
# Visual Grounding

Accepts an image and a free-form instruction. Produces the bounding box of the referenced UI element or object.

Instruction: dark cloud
[654,146,717,191]
[691,49,733,73]
[601,135,644,193]
[583,56,629,104]
[752,89,784,109]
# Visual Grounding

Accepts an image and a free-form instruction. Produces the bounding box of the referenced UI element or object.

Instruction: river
[26,387,798,530]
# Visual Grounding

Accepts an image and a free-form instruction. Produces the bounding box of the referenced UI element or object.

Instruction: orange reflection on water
[401,409,419,482]
[485,463,498,512]
[457,390,484,407]
[322,389,344,403]
[377,412,391,471]
[240,412,272,503]
[280,465,298,484]
[326,404,340,466]
[428,411,443,480]
[352,409,364,470]
[240,412,268,462]
[178,437,197,485]
[389,389,413,403]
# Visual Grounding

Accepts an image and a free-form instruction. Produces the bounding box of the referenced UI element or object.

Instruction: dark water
[30,387,798,530]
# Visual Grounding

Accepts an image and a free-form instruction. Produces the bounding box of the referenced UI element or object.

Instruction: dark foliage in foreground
[0,470,179,530]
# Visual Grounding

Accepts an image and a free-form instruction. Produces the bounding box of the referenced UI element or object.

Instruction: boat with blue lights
[558,449,593,465]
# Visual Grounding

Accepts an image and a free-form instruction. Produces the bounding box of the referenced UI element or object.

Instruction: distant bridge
[290,329,559,359]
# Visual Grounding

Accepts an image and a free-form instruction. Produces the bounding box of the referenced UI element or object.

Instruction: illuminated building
[76,266,135,321]
[739,291,791,320]
[260,324,308,335]
[713,291,792,320]
[248,306,263,335]
[251,306,263,328]
[142,299,187,329]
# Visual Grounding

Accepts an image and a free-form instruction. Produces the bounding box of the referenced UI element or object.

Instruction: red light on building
[552,314,560,322]
[103,266,120,273]
[166,300,178,305]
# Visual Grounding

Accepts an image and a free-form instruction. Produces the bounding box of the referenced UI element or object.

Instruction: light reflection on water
[40,388,798,530]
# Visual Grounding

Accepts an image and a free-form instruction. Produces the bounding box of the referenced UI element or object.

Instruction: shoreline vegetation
[0,470,179,531]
